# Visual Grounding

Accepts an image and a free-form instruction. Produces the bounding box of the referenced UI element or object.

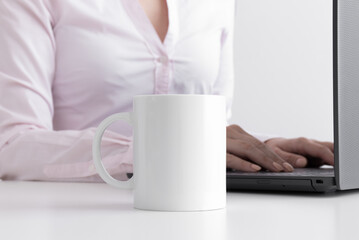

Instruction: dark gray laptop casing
[334,0,359,190]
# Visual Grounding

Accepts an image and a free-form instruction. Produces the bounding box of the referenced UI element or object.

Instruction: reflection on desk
[0,181,358,240]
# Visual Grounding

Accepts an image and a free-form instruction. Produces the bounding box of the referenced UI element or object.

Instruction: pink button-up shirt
[0,0,236,181]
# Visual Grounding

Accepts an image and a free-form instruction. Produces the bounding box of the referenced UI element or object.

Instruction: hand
[264,137,334,168]
[226,125,294,172]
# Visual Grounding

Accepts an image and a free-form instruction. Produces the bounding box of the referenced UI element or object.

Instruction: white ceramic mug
[92,95,226,211]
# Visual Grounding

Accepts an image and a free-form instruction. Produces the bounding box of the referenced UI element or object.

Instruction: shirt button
[157,55,169,64]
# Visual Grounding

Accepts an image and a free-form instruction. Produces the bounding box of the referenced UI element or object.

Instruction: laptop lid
[334,0,359,190]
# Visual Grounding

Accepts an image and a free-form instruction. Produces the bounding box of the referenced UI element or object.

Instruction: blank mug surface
[132,95,226,211]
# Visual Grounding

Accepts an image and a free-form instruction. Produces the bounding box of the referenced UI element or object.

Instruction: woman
[0,0,333,181]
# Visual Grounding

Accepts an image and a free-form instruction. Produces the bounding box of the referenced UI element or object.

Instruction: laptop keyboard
[227,168,335,177]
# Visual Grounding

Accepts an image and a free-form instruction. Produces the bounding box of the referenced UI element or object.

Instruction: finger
[273,147,308,168]
[314,140,334,152]
[226,153,262,172]
[227,138,293,172]
[293,139,335,166]
[261,145,294,172]
[227,138,280,171]
[306,142,334,166]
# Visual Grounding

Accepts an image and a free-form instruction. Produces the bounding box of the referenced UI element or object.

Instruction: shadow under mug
[92,94,227,211]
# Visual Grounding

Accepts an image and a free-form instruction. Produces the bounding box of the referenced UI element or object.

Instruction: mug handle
[92,113,134,189]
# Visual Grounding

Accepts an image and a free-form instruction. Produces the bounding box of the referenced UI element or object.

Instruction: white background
[230,0,333,141]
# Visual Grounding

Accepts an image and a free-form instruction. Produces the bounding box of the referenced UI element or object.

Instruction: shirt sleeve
[0,0,132,182]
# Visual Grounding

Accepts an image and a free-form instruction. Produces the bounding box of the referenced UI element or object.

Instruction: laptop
[227,0,359,192]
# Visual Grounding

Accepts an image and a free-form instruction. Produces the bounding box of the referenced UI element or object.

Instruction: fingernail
[283,162,294,172]
[273,162,284,171]
[296,158,307,167]
[251,164,261,171]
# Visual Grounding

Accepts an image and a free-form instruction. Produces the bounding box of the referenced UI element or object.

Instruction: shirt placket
[154,0,177,94]
[154,55,170,94]
[122,0,177,95]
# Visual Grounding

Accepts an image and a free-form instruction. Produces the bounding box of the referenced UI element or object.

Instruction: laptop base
[227,168,337,192]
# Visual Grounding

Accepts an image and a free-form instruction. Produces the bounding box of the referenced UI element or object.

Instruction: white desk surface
[1,181,358,240]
